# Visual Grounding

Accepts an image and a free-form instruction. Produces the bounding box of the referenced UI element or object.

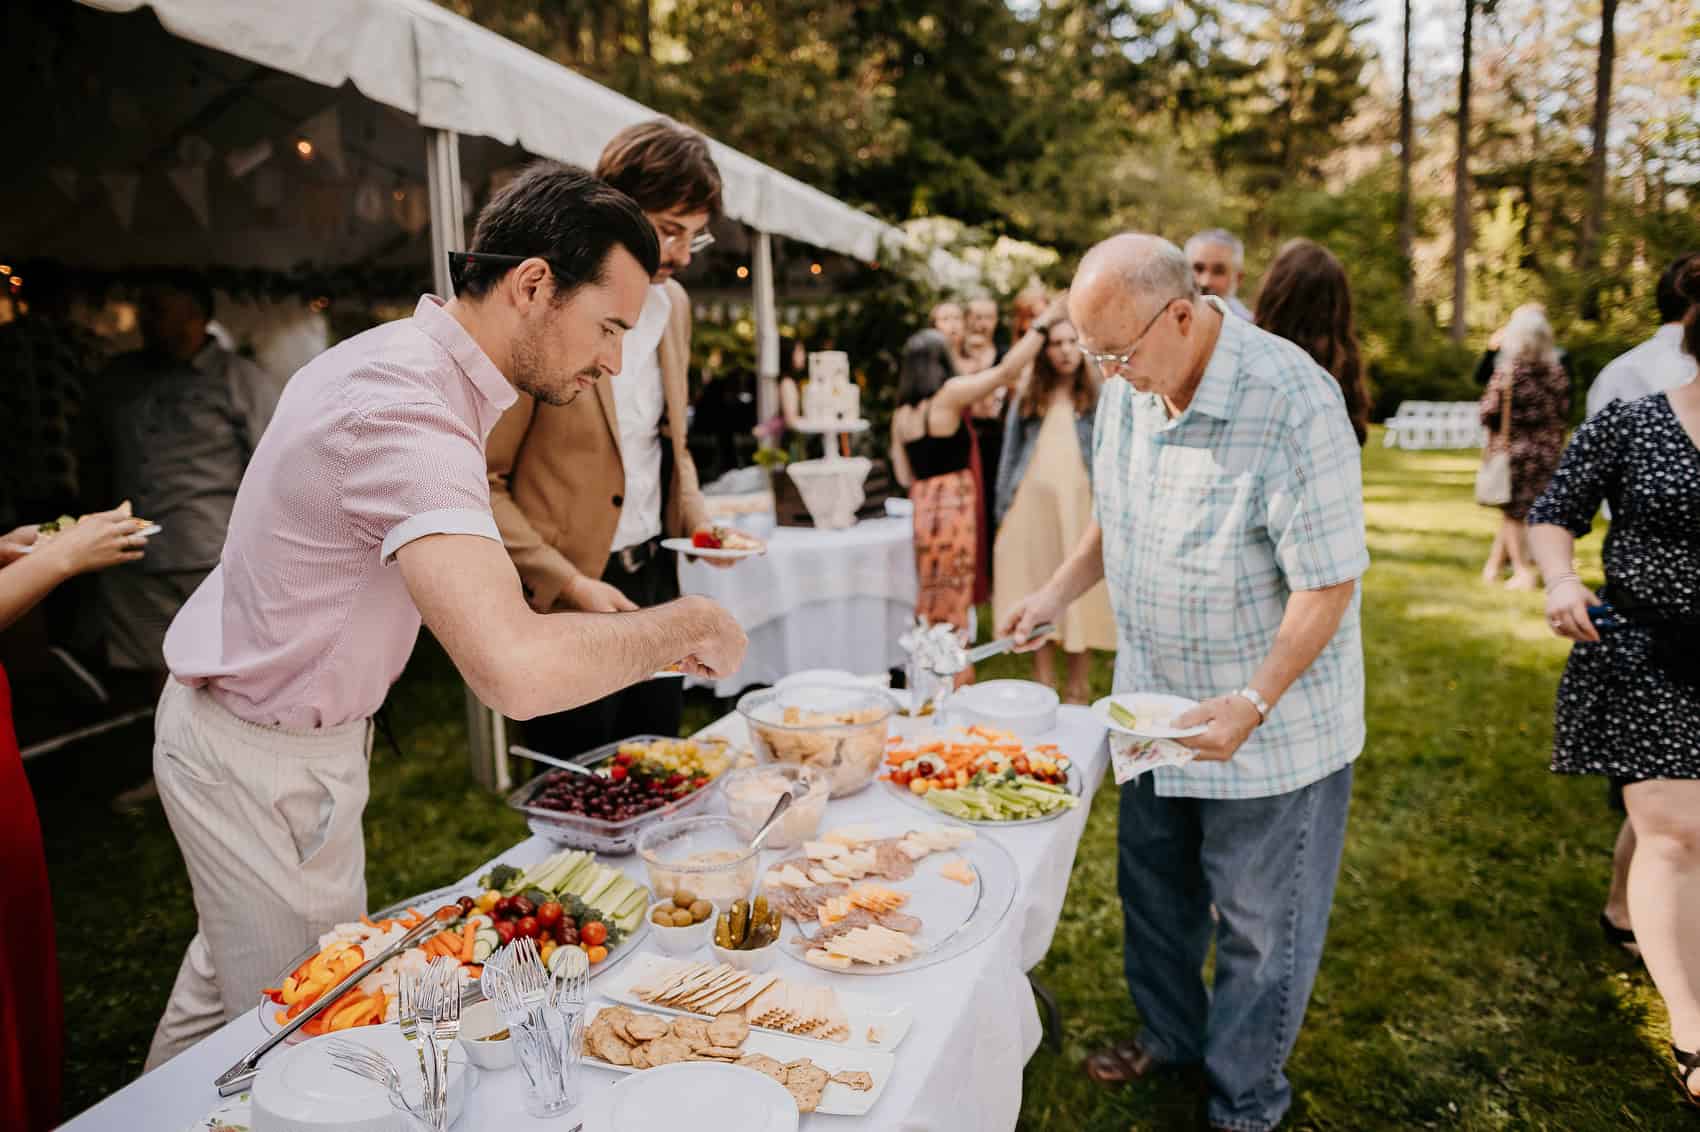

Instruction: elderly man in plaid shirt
[1003,234,1367,1132]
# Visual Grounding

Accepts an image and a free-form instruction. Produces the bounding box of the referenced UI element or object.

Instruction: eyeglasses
[660,228,715,254]
[1082,298,1183,377]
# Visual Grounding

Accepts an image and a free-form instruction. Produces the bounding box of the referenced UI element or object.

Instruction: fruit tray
[506,735,727,856]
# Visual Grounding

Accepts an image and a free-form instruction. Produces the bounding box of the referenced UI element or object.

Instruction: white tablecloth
[680,517,917,697]
[65,706,1107,1132]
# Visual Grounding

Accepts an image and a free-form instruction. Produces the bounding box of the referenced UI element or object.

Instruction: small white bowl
[456,1000,515,1070]
[711,938,779,973]
[649,900,715,957]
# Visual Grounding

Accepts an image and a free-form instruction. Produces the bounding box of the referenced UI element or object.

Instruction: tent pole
[426,127,509,793]
[752,230,779,429]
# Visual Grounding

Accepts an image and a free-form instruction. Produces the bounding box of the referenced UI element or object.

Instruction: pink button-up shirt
[164,297,518,730]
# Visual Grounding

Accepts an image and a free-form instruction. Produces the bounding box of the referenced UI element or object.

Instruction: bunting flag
[166,165,211,229]
[98,172,139,230]
[297,105,345,176]
[226,138,272,180]
[48,167,79,199]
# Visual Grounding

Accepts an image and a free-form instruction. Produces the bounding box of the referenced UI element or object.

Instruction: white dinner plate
[583,1061,800,1132]
[661,538,765,560]
[251,1024,468,1131]
[1092,693,1209,739]
[19,523,160,552]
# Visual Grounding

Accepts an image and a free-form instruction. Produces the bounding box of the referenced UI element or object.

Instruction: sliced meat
[870,839,917,881]
[874,910,922,935]
[768,882,850,924]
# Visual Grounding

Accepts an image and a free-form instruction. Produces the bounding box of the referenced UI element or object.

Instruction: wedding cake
[801,351,861,423]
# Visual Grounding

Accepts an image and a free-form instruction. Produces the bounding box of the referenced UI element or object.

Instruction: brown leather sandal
[1084,1038,1161,1087]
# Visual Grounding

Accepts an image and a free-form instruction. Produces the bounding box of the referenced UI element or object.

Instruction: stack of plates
[950,679,1060,736]
[251,1025,468,1131]
[581,1061,799,1132]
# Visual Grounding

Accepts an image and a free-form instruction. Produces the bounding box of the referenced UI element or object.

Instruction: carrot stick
[459,920,476,959]
[361,913,376,927]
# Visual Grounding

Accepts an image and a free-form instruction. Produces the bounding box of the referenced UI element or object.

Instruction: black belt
[609,536,664,576]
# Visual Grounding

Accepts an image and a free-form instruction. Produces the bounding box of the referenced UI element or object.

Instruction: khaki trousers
[144,680,370,1070]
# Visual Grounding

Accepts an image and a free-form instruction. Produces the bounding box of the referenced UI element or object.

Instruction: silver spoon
[508,745,598,779]
[747,790,794,854]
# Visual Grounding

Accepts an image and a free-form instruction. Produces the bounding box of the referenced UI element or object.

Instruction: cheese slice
[939,858,976,885]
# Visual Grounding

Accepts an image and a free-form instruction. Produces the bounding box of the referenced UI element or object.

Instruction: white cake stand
[793,417,870,462]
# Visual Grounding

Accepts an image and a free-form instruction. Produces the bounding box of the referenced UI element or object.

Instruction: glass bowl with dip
[719,763,828,851]
[636,816,761,907]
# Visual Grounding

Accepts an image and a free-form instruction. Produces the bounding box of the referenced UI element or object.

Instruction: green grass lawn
[30,430,1690,1128]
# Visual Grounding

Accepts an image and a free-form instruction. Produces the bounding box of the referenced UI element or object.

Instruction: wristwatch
[1234,686,1271,722]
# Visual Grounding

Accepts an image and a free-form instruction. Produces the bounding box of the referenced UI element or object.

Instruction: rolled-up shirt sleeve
[1265,407,1371,592]
[342,401,501,564]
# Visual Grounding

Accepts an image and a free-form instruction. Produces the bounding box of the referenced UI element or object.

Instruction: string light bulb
[295,138,315,159]
[736,266,750,280]
[0,265,11,276]
[809,263,823,276]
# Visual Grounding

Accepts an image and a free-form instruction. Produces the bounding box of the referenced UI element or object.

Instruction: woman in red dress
[1,507,150,1131]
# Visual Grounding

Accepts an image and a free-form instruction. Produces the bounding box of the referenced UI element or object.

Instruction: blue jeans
[1117,764,1353,1132]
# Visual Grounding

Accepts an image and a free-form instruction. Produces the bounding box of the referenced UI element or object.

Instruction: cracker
[628,1043,651,1070]
[701,1044,744,1058]
[831,1069,875,1092]
[589,1026,633,1067]
[706,1013,750,1048]
[669,1016,710,1043]
[736,1053,788,1083]
[626,1014,671,1042]
[645,1035,694,1066]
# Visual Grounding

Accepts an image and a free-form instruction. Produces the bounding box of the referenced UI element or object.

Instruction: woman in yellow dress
[991,321,1115,704]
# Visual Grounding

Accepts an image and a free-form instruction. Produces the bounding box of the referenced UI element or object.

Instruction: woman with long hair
[891,294,1067,662]
[1527,259,1700,1105]
[1479,305,1572,588]
[991,321,1115,703]
[1253,238,1370,446]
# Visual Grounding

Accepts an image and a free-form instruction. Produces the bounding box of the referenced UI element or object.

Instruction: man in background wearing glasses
[1001,233,1366,1132]
[488,119,740,757]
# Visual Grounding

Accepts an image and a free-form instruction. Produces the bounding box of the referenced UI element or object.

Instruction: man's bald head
[1068,233,1215,402]
[1070,234,1196,329]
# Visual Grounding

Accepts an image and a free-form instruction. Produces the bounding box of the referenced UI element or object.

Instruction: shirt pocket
[1137,472,1250,664]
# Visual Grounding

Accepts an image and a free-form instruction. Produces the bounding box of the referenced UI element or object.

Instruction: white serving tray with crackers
[581,1003,895,1117]
[601,953,916,1050]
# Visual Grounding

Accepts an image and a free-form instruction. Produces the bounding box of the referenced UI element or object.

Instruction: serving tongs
[213,913,440,1096]
[963,623,1056,666]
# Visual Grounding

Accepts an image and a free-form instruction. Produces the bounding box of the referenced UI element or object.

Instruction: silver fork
[398,969,426,1076]
[425,958,462,1116]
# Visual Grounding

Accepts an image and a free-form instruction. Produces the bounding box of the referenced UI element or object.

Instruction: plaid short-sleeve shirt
[1094,298,1369,799]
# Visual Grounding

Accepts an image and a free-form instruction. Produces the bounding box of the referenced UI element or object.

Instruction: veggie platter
[878,725,1081,825]
[257,848,652,1038]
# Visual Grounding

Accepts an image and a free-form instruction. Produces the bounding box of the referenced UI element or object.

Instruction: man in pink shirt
[145,163,746,1067]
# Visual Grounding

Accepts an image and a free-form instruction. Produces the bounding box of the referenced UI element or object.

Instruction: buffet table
[64,706,1107,1132]
[678,517,917,697]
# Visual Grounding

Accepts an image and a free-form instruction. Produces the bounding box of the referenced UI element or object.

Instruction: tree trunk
[1579,0,1617,322]
[1399,0,1415,309]
[1451,0,1473,345]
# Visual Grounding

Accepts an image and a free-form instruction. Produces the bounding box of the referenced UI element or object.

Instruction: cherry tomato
[515,916,540,940]
[537,901,563,929]
[495,920,517,944]
[891,770,911,786]
[511,895,536,919]
[494,896,514,918]
[613,753,633,767]
[586,945,608,964]
[580,921,608,947]
[609,765,629,782]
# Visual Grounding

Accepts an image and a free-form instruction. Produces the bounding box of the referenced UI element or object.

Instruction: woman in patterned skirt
[890,294,1067,656]
[1,507,152,1130]
[1480,305,1572,589]
[1529,259,1700,1105]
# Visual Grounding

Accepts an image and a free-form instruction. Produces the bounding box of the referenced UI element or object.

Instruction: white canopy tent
[18,0,919,782]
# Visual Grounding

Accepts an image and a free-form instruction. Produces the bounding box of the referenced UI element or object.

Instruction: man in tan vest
[488,119,740,753]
